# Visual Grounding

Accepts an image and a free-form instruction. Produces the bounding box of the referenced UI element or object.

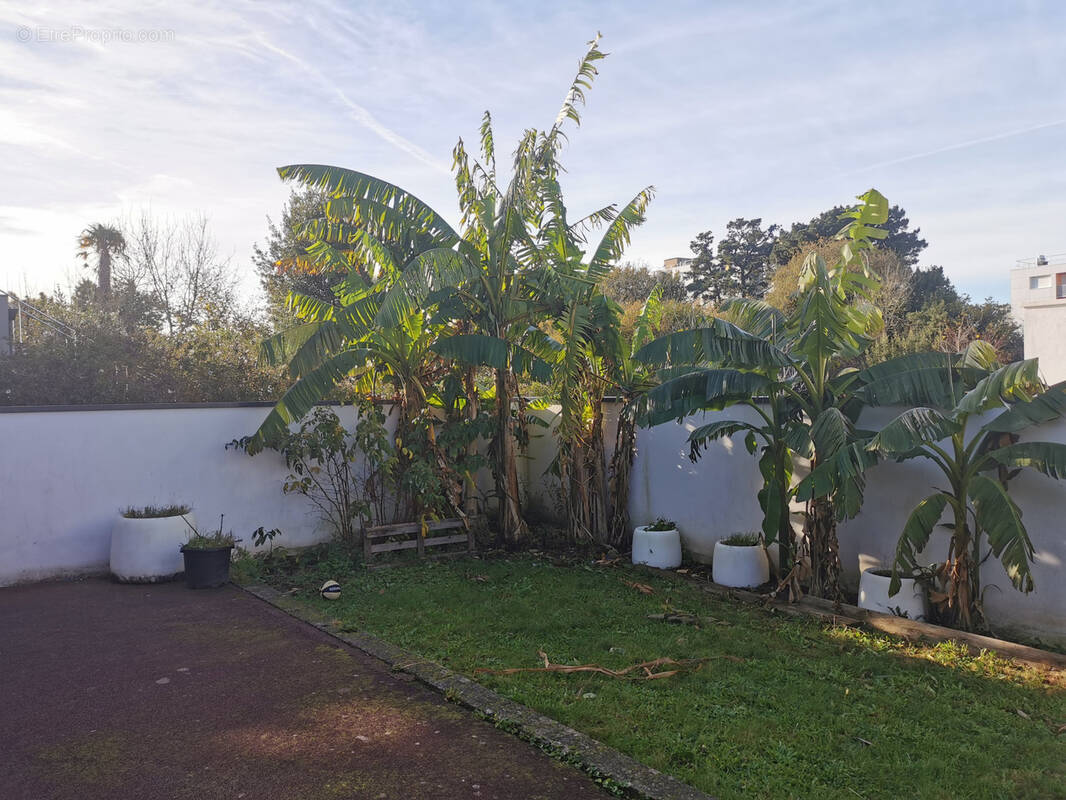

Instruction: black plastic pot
[180,545,233,589]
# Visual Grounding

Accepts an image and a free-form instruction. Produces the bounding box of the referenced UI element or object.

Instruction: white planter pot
[712,541,769,588]
[110,514,192,583]
[632,525,682,569]
[858,568,928,621]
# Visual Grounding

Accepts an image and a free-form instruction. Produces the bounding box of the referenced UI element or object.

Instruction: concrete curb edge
[241,583,714,800]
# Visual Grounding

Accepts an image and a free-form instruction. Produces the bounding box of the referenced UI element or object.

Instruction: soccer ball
[320,580,341,601]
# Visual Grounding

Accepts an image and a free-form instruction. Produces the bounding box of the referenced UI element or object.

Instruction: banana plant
[261,37,612,545]
[635,190,889,599]
[862,342,1066,630]
[606,286,667,547]
[535,176,654,545]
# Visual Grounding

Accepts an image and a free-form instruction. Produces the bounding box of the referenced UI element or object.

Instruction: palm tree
[861,343,1066,629]
[76,224,126,303]
[636,190,889,600]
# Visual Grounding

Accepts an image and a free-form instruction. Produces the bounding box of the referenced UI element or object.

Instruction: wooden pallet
[362,518,474,566]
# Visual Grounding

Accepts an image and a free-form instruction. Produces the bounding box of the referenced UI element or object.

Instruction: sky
[1,0,1064,305]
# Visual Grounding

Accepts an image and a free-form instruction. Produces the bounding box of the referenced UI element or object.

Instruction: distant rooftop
[1015,253,1066,269]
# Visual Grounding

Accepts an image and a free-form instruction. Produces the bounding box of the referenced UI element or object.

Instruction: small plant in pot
[712,532,770,589]
[632,518,682,569]
[180,514,237,589]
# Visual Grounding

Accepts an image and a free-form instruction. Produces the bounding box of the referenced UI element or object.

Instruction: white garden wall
[3,402,1065,643]
[627,406,1066,645]
[0,404,377,586]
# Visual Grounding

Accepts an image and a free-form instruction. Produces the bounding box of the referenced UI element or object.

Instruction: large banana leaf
[757,445,793,545]
[810,407,852,460]
[716,298,786,344]
[954,359,1041,415]
[376,247,480,328]
[687,419,761,460]
[634,322,792,371]
[643,368,772,425]
[278,164,460,244]
[249,349,367,451]
[794,441,878,519]
[889,492,950,595]
[867,407,961,455]
[984,381,1066,433]
[588,188,654,278]
[958,339,1000,372]
[259,322,327,369]
[858,351,959,408]
[630,286,664,358]
[432,333,507,369]
[987,441,1066,480]
[968,474,1035,592]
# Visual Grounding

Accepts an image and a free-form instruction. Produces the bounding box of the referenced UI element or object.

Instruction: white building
[1010,254,1066,383]
[662,257,693,277]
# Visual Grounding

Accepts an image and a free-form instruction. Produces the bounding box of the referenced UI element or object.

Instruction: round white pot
[858,568,928,621]
[110,513,193,583]
[632,525,682,569]
[712,541,769,588]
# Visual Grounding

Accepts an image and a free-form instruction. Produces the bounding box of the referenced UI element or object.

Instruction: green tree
[862,343,1066,630]
[76,223,126,303]
[717,218,780,299]
[868,298,1022,365]
[253,187,337,327]
[685,230,723,302]
[602,263,687,303]
[687,220,780,301]
[773,204,926,268]
[907,265,959,312]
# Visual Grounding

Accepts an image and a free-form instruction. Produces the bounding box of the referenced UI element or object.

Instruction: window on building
[1031,274,1052,290]
[1057,273,1066,299]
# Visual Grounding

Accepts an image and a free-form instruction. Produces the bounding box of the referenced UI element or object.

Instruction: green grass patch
[242,551,1066,800]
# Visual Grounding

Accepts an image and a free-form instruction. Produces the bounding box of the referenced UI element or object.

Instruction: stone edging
[241,583,714,800]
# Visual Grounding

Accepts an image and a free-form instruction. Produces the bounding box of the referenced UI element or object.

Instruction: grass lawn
[237,550,1066,800]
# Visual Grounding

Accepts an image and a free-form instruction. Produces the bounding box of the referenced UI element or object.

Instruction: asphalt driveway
[0,579,608,799]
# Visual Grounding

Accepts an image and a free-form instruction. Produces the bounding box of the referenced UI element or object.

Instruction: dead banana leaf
[475,650,710,680]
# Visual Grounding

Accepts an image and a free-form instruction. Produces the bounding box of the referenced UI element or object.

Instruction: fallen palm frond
[475,650,712,680]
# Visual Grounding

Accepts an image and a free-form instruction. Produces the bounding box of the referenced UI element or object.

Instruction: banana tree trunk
[941,502,979,631]
[494,367,527,546]
[805,495,841,602]
[587,402,610,545]
[563,402,610,545]
[462,366,480,518]
[607,402,636,549]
